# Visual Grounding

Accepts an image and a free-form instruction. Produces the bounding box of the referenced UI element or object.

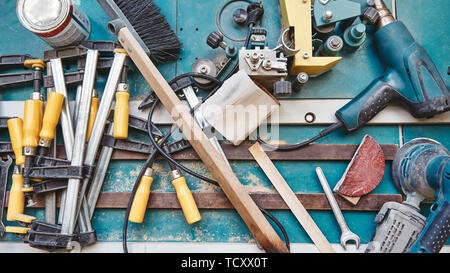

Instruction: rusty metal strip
[44,143,398,161]
[8,192,402,211]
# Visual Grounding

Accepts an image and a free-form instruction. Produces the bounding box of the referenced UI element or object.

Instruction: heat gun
[259,0,449,151]
[366,138,450,253]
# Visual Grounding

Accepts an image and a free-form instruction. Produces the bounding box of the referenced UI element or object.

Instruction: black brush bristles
[114,0,182,65]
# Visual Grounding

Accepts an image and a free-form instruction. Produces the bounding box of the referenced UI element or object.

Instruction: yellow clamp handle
[39,92,64,142]
[7,171,25,222]
[171,172,201,224]
[128,168,154,224]
[113,84,130,139]
[113,48,128,55]
[22,99,42,148]
[5,226,30,234]
[37,99,44,134]
[86,93,99,142]
[7,118,26,165]
[24,59,45,70]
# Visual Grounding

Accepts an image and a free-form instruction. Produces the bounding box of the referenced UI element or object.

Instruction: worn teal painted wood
[0,0,448,248]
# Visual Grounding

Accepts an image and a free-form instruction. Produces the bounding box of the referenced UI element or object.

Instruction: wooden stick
[249,142,335,253]
[116,28,289,253]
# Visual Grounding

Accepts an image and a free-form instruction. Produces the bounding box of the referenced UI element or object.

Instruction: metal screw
[323,10,333,22]
[303,52,310,59]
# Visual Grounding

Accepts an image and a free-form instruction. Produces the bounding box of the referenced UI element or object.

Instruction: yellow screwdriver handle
[86,95,99,142]
[172,176,202,224]
[113,88,130,139]
[6,171,25,222]
[129,171,154,224]
[7,118,26,165]
[22,99,42,148]
[39,92,64,142]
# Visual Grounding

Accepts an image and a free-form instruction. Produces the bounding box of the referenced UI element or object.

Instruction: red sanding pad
[334,135,385,197]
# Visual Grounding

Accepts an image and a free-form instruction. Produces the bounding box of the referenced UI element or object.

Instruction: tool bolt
[323,10,333,22]
[293,72,309,92]
[199,65,208,74]
[361,7,380,25]
[303,52,310,59]
[207,31,227,50]
[233,8,248,25]
[250,52,260,63]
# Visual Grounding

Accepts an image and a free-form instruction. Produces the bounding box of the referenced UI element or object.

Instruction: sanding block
[202,71,280,146]
[334,135,385,205]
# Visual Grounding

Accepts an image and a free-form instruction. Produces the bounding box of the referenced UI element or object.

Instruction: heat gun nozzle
[373,0,396,29]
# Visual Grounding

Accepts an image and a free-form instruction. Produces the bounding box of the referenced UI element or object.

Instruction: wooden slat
[10,143,397,161]
[5,192,402,211]
[249,142,335,253]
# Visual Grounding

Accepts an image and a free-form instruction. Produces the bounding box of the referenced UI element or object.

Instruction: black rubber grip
[358,83,397,126]
[419,201,450,253]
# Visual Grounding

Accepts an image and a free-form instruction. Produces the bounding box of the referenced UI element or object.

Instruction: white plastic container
[16,0,91,48]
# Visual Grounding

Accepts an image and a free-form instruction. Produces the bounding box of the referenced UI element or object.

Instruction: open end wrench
[315,167,360,251]
[0,155,13,238]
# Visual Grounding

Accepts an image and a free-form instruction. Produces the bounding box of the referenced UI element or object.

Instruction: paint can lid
[16,0,71,33]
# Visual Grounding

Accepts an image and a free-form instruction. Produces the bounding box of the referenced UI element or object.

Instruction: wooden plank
[117,28,289,253]
[5,192,402,211]
[249,142,335,253]
[6,143,397,161]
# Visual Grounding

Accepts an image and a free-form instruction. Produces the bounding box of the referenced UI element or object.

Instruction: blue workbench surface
[0,0,449,248]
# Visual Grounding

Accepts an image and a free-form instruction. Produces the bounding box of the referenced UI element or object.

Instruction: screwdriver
[128,167,154,224]
[113,48,130,140]
[168,161,201,225]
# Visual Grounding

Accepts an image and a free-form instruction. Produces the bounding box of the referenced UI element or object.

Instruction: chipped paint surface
[0,0,449,248]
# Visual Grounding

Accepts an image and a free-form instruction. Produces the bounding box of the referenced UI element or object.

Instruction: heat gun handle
[335,78,397,132]
[408,200,450,253]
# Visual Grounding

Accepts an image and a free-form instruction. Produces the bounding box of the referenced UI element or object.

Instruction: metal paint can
[16,0,91,48]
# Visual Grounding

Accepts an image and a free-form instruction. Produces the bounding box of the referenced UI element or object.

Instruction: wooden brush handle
[117,27,289,253]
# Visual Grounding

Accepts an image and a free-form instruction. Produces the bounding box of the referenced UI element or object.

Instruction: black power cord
[256,121,344,151]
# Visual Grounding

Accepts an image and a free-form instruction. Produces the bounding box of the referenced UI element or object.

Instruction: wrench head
[340,231,361,251]
[0,155,12,167]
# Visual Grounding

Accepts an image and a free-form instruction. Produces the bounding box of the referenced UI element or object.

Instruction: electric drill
[366,138,450,253]
[261,0,449,151]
